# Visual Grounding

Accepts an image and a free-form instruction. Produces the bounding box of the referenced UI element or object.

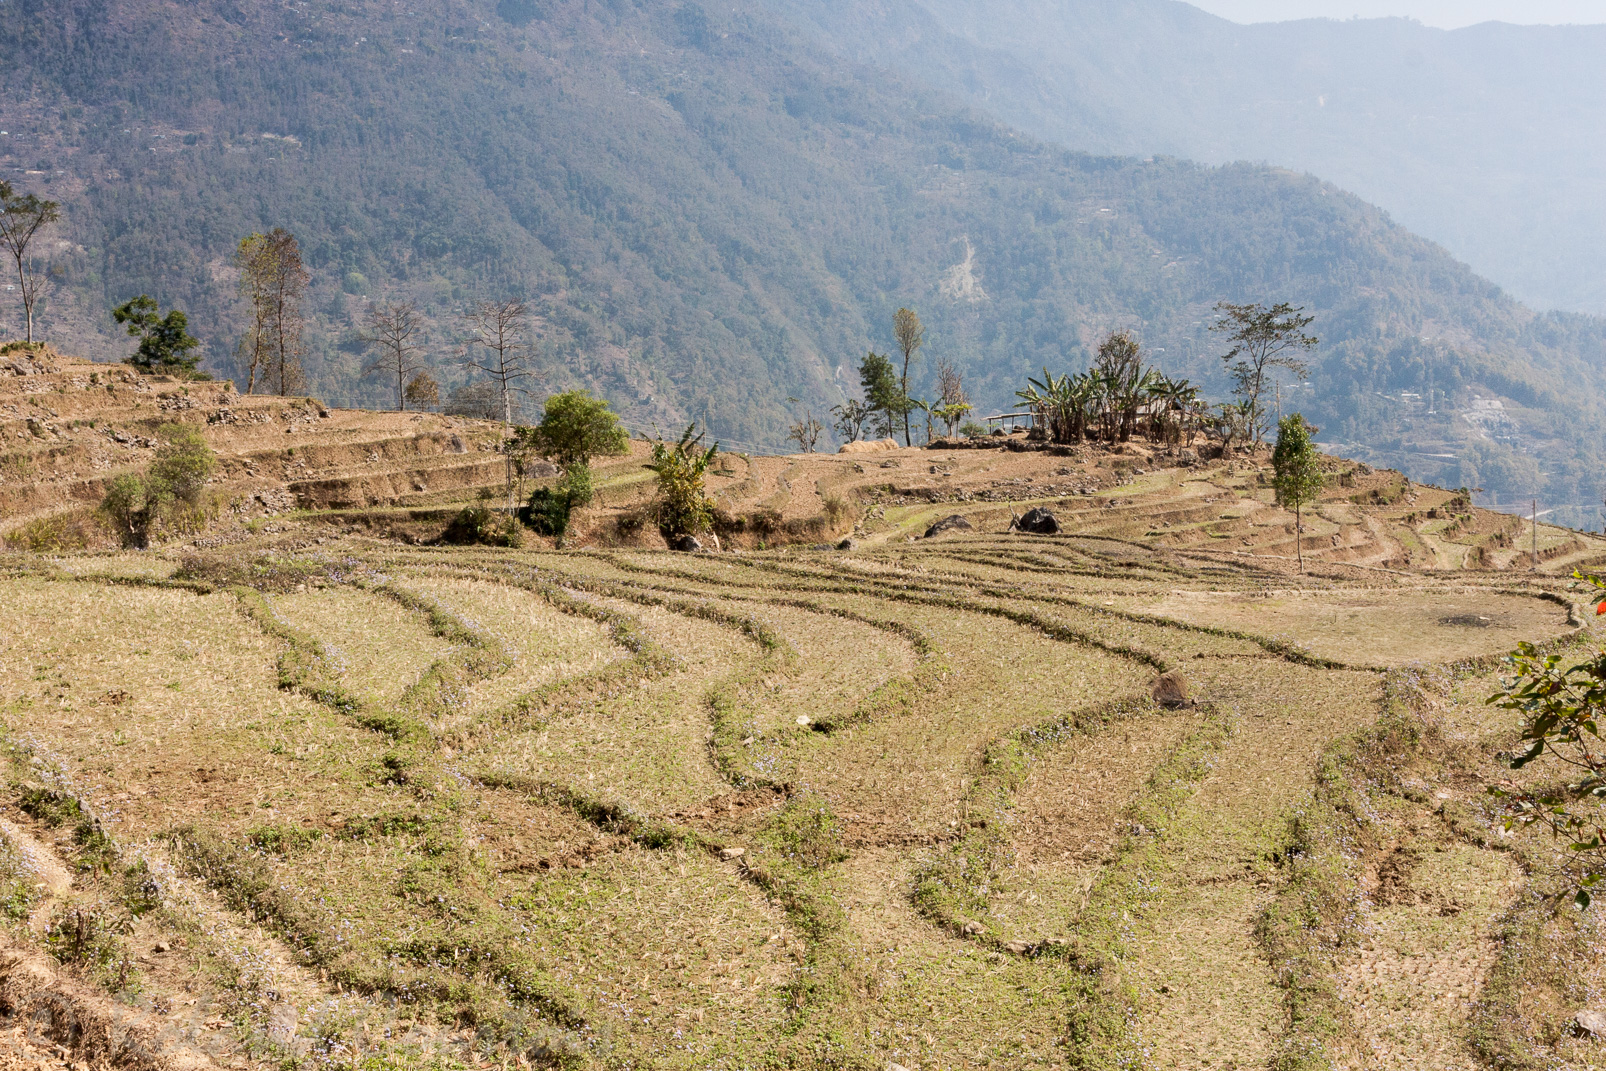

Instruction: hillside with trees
[2,0,1605,516]
[771,0,1606,318]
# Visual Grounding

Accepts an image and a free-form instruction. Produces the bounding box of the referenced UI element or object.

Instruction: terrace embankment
[4,349,1606,1069]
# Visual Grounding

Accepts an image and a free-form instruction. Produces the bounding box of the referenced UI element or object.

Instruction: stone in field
[925,515,974,538]
[672,534,703,552]
[961,920,985,935]
[1576,1009,1606,1037]
[719,847,746,860]
[1016,507,1060,534]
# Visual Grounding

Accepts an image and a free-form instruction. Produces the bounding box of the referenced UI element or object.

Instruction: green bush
[150,423,216,504]
[442,504,524,547]
[98,424,219,548]
[2,512,101,552]
[960,421,987,439]
[521,463,593,536]
[524,488,571,536]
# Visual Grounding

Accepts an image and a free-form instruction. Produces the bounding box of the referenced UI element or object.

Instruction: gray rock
[719,847,746,861]
[1004,941,1032,955]
[1016,507,1060,535]
[1578,1009,1606,1037]
[961,920,985,936]
[924,515,974,539]
[836,537,857,550]
[672,534,703,552]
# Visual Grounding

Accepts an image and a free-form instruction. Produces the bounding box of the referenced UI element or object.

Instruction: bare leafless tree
[233,234,275,393]
[235,229,310,395]
[787,411,824,453]
[459,299,538,426]
[459,299,542,508]
[360,300,427,410]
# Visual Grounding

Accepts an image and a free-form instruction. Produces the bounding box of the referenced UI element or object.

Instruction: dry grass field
[3,522,1603,1071]
[7,355,1606,1069]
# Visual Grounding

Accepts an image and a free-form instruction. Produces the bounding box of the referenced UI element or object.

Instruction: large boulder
[924,514,974,538]
[671,534,703,552]
[839,437,900,455]
[1017,507,1060,535]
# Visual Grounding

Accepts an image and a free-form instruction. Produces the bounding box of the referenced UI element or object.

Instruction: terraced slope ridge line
[5,363,1606,1068]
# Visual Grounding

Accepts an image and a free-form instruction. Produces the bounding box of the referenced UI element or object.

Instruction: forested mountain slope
[771,0,1606,317]
[3,0,1605,515]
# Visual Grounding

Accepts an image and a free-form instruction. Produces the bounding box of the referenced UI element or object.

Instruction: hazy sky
[1189,1,1606,28]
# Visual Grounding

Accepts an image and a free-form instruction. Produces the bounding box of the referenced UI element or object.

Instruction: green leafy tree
[0,183,60,344]
[514,391,626,536]
[1212,302,1318,443]
[892,307,925,446]
[647,424,719,539]
[1488,574,1606,907]
[527,390,629,469]
[113,296,202,375]
[1094,331,1147,441]
[858,352,905,440]
[830,397,872,443]
[1271,413,1324,572]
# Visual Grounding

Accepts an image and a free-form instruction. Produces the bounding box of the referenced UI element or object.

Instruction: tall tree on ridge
[233,234,275,393]
[858,351,904,441]
[893,307,925,446]
[459,299,538,428]
[1212,302,1318,444]
[235,229,309,395]
[0,183,60,344]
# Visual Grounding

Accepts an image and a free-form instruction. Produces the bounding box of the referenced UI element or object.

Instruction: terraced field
[3,519,1606,1069]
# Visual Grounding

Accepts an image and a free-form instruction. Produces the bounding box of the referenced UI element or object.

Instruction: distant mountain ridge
[1,0,1604,518]
[769,0,1606,316]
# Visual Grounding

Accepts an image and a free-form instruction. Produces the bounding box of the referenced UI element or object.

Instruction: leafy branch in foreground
[1488,571,1606,906]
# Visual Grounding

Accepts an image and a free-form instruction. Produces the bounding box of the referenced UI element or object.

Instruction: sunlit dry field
[1,524,1603,1071]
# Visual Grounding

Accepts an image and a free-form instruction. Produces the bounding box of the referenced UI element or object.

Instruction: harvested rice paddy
[0,524,1601,1071]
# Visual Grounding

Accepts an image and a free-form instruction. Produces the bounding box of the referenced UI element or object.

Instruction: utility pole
[1532,498,1539,571]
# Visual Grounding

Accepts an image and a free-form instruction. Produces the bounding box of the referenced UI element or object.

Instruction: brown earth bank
[3,348,1606,1070]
